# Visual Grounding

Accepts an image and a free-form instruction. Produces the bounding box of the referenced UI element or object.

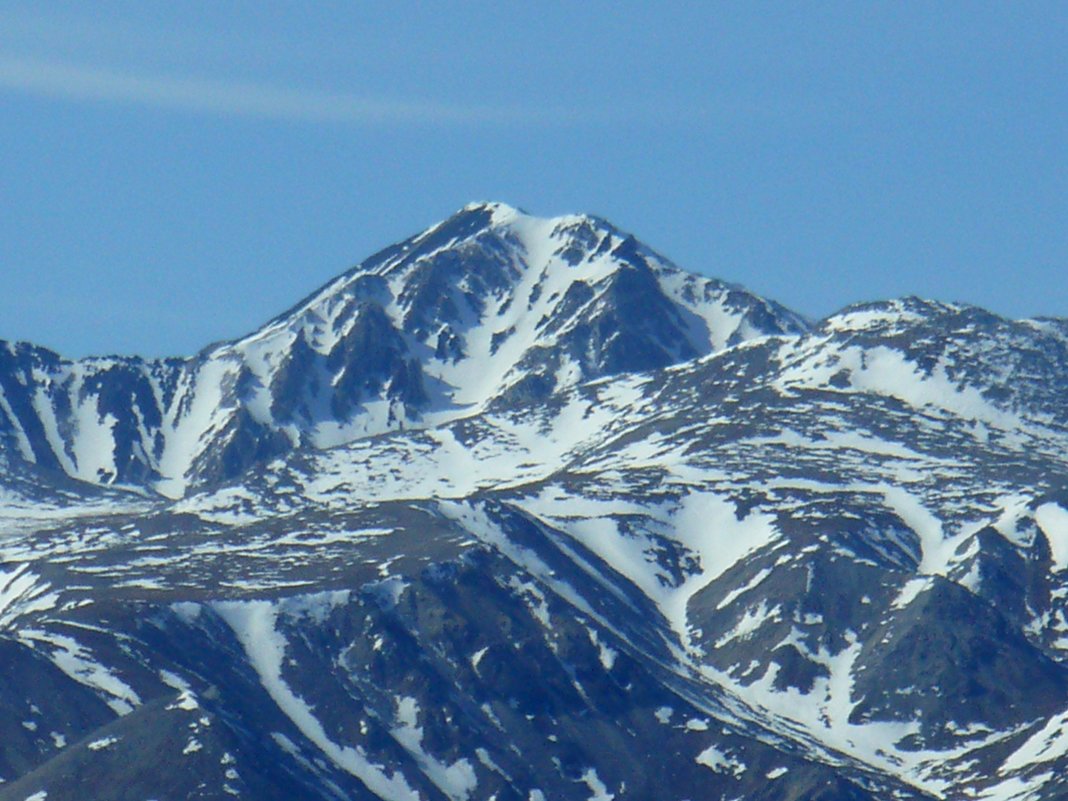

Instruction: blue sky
[2,3,1066,358]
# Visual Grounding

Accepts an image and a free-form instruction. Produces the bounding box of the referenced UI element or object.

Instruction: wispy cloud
[0,56,578,127]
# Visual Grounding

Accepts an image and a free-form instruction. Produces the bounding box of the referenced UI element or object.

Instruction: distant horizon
[3,5,1066,357]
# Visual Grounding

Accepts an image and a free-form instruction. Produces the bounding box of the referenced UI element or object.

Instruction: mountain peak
[458,200,527,223]
[0,204,807,498]
[449,201,619,246]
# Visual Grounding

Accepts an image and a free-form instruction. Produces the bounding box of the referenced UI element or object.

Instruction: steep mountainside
[1,205,1067,801]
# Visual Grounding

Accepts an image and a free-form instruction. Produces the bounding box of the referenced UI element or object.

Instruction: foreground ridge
[1,205,1068,800]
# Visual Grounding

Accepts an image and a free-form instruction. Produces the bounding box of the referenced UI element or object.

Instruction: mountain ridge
[2,204,1068,800]
[0,202,809,498]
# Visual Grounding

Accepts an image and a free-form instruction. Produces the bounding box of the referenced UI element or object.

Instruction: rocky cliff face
[1,205,1067,801]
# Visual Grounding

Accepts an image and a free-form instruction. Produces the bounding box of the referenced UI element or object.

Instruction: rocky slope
[1,205,1067,801]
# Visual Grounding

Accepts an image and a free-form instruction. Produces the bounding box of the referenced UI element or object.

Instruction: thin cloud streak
[0,56,583,127]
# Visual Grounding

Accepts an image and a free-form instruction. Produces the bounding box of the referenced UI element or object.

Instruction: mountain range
[2,202,1067,801]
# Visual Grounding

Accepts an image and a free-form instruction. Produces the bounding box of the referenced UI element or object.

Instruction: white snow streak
[213,598,421,801]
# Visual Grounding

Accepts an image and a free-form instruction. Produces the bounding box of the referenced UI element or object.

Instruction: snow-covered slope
[2,205,1068,801]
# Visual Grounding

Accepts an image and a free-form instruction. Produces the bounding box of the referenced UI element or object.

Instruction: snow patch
[669,493,779,650]
[999,708,1068,774]
[1035,503,1068,571]
[214,599,421,801]
[18,629,140,715]
[579,767,614,801]
[390,696,477,801]
[0,564,59,630]
[696,744,745,776]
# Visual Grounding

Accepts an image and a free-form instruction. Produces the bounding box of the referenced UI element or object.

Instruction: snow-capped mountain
[0,203,805,499]
[2,204,1068,801]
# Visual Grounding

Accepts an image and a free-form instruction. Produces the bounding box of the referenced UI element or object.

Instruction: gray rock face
[2,204,1068,800]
